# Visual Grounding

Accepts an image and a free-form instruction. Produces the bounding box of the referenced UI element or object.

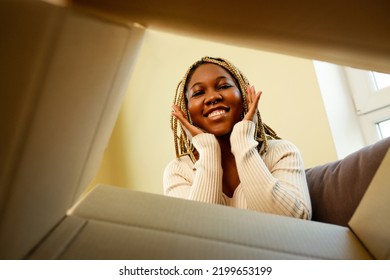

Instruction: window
[344,68,390,144]
[372,72,390,91]
[377,118,390,139]
[313,61,390,159]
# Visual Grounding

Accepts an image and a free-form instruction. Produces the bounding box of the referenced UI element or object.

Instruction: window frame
[344,67,390,115]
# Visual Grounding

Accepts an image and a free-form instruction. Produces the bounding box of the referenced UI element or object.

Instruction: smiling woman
[185,63,244,138]
[163,56,312,219]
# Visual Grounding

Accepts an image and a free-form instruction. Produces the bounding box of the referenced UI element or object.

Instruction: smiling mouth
[207,109,227,118]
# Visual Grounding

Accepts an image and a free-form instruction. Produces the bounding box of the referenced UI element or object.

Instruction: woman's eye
[192,91,204,97]
[219,84,232,90]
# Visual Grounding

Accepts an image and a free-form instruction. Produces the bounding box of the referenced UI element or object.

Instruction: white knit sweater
[163,120,312,219]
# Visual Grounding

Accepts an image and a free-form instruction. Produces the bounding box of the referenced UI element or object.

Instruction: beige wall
[90,29,337,195]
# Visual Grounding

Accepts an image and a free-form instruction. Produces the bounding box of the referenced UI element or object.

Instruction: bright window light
[371,71,390,90]
[377,119,390,139]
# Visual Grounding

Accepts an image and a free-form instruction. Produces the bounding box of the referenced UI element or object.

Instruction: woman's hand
[171,105,204,137]
[244,85,262,122]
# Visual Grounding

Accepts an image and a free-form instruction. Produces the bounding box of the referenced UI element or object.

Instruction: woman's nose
[205,91,222,105]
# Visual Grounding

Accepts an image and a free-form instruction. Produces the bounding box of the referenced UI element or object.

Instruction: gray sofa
[307,136,390,226]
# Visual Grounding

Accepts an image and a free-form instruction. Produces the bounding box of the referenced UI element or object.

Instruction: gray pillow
[306,137,390,226]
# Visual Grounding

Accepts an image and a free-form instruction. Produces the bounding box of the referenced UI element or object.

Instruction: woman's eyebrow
[190,76,230,90]
[190,82,203,90]
[215,76,230,82]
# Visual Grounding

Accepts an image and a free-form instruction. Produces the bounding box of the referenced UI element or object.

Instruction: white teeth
[208,110,225,117]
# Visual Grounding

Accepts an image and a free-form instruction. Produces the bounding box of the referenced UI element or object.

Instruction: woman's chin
[197,122,235,137]
[208,129,232,138]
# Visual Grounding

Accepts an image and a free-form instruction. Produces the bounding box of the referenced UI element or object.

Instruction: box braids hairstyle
[170,56,280,162]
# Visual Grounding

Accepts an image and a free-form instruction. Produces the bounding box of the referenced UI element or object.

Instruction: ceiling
[69,0,390,73]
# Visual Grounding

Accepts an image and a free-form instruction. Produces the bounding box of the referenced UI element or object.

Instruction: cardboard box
[1,0,389,260]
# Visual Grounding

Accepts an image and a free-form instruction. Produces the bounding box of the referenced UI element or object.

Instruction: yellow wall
[90,29,337,194]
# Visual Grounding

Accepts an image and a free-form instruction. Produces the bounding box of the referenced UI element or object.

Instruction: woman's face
[186,63,243,137]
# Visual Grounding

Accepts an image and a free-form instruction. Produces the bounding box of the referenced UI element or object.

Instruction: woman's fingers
[171,105,203,137]
[244,85,262,121]
[171,105,190,128]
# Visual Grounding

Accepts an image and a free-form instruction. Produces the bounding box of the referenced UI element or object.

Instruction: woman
[163,56,311,219]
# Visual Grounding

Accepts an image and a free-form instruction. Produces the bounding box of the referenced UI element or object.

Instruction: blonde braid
[170,56,280,161]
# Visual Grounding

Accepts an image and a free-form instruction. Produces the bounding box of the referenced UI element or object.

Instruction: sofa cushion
[306,137,390,226]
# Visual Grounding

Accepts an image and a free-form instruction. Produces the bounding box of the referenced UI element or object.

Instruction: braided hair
[170,56,280,162]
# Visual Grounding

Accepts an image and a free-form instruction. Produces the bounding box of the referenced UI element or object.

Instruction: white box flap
[349,146,390,259]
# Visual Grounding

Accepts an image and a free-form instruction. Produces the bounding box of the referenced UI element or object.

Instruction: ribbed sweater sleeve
[230,120,312,219]
[163,133,223,204]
